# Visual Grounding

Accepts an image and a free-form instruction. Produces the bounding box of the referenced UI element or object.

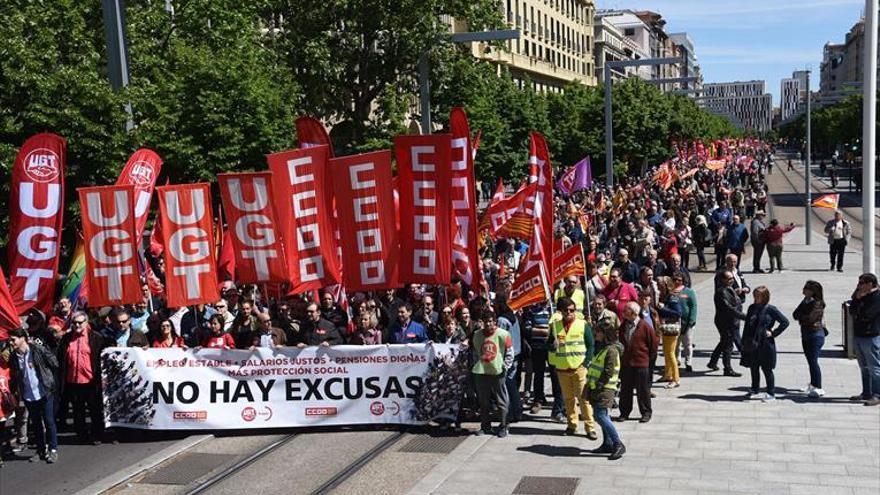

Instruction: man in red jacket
[615,302,658,423]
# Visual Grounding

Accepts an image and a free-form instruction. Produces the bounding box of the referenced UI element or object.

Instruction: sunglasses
[216,305,227,308]
[72,320,87,326]
[118,318,130,324]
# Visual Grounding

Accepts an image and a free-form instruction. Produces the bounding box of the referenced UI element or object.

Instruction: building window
[624,28,634,36]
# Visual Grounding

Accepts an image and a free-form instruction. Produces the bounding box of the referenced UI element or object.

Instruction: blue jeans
[25,395,58,453]
[854,335,880,399]
[801,332,825,389]
[505,359,523,422]
[593,406,621,448]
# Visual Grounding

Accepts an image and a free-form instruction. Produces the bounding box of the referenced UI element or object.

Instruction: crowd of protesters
[2,144,879,468]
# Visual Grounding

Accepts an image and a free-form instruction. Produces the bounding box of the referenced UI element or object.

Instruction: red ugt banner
[331,150,400,291]
[218,172,289,284]
[268,146,342,293]
[79,185,141,307]
[116,149,162,239]
[449,108,481,288]
[7,133,66,314]
[157,183,220,307]
[394,135,452,285]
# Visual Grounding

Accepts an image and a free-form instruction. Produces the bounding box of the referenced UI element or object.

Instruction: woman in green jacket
[585,319,625,460]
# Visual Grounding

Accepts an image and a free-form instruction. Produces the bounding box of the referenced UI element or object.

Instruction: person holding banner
[151,319,187,349]
[472,311,514,437]
[57,312,106,444]
[201,314,235,349]
[547,298,597,439]
[297,303,344,347]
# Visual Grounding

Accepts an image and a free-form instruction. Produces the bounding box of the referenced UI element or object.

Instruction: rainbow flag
[60,238,87,307]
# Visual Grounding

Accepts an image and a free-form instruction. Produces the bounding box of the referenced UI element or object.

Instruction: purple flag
[573,156,592,192]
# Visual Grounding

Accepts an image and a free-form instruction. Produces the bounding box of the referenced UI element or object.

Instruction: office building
[700,80,773,133]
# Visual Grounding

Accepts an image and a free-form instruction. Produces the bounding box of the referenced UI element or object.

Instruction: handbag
[659,321,681,336]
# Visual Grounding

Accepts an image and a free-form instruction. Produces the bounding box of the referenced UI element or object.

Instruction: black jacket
[792,299,826,336]
[10,342,58,399]
[850,289,880,337]
[714,285,746,329]
[57,330,106,392]
[300,318,345,346]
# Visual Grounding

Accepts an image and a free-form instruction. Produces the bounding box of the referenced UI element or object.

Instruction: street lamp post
[419,29,520,135]
[805,70,812,245]
[603,56,687,187]
[863,0,877,274]
[102,0,134,131]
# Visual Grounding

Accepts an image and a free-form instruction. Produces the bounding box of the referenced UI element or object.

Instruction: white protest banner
[102,344,466,430]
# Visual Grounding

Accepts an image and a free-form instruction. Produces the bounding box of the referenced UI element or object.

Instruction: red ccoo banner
[508,263,550,311]
[157,183,220,307]
[552,244,586,285]
[394,135,452,285]
[218,172,289,284]
[331,150,400,291]
[7,133,66,314]
[268,146,342,293]
[449,108,481,289]
[79,185,141,307]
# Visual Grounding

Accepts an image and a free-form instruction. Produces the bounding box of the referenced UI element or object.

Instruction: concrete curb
[405,435,491,495]
[74,434,213,495]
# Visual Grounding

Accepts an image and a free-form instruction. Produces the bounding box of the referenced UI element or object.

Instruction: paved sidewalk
[409,228,880,495]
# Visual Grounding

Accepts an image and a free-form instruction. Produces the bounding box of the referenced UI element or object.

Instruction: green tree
[266,0,503,152]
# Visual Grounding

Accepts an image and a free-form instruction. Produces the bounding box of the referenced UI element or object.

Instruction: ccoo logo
[23,148,60,183]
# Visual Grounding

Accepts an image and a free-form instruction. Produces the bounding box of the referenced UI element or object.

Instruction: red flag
[267,146,343,293]
[296,116,334,156]
[521,132,554,292]
[157,183,220,307]
[391,176,401,231]
[483,182,537,240]
[449,108,481,288]
[331,150,400,291]
[217,228,236,284]
[472,129,482,161]
[508,263,550,311]
[115,149,162,239]
[79,185,141,307]
[0,267,20,338]
[395,135,453,285]
[492,177,505,202]
[7,133,66,314]
[149,214,164,258]
[552,244,586,285]
[218,172,289,283]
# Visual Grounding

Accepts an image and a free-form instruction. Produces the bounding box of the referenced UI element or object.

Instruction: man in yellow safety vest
[547,297,596,439]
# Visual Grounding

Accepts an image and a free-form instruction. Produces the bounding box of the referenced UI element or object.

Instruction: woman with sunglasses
[792,281,826,397]
[151,319,187,349]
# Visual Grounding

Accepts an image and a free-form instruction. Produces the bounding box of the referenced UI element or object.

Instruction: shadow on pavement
[516,444,607,457]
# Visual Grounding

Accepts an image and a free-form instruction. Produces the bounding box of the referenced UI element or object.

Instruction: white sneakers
[801,384,826,397]
[748,392,766,400]
[762,395,777,403]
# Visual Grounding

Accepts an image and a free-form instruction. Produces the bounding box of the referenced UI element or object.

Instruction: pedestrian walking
[750,211,767,273]
[741,286,789,402]
[547,297,597,439]
[849,274,880,406]
[725,215,749,268]
[8,328,59,464]
[761,219,796,273]
[824,211,851,272]
[655,278,682,388]
[585,319,625,460]
[709,271,746,377]
[673,272,698,373]
[792,280,827,398]
[615,302,658,423]
[692,215,710,271]
[472,311,514,436]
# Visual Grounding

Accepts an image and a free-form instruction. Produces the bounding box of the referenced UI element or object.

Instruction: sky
[596,0,866,106]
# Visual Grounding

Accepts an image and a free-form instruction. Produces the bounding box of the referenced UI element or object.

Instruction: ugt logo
[129,161,154,187]
[24,148,60,183]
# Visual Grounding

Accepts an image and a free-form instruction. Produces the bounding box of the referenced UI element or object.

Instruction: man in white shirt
[824,211,851,272]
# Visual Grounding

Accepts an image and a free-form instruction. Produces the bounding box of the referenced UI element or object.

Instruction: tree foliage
[779,94,872,156]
